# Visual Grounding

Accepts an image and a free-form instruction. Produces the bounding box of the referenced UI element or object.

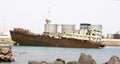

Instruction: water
[12,46,120,64]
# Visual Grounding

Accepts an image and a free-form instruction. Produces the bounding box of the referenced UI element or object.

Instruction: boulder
[67,61,78,64]
[53,58,65,64]
[104,56,120,64]
[0,48,11,55]
[0,48,14,62]
[0,53,14,62]
[78,53,97,64]
[28,61,51,64]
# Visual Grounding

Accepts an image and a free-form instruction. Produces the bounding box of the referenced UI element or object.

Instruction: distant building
[107,34,120,39]
[113,34,120,39]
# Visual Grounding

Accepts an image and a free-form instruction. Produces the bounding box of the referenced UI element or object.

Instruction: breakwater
[101,39,120,46]
[0,38,15,43]
[28,53,120,64]
[0,46,15,63]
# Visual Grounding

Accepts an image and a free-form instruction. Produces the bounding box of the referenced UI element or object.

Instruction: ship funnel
[46,19,51,24]
[44,19,51,36]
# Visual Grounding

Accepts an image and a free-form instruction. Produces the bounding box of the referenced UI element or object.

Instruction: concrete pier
[101,39,120,46]
[0,38,15,44]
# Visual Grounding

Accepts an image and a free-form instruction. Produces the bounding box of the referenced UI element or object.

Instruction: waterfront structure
[0,33,14,43]
[101,31,120,46]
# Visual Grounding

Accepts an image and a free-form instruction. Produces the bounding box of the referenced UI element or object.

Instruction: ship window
[92,34,95,36]
[97,30,101,32]
[97,34,99,36]
[92,37,96,40]
[88,33,90,35]
[86,33,88,35]
[94,30,97,32]
[84,40,87,42]
[97,34,101,36]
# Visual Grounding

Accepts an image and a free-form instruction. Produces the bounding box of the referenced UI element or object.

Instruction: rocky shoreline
[28,53,120,64]
[0,47,15,63]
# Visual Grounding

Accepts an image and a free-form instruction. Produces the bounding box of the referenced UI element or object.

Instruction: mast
[43,0,53,36]
[46,0,54,20]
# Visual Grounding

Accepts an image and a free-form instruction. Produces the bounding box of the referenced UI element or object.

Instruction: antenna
[47,0,53,20]
[48,6,51,16]
[47,6,51,20]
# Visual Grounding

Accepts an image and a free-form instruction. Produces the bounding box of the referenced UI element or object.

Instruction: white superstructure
[62,24,102,42]
[61,25,75,33]
[44,21,102,42]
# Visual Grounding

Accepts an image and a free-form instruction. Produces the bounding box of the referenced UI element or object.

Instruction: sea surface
[12,46,120,64]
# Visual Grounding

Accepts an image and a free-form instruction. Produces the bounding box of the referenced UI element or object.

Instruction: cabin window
[94,30,96,32]
[89,33,90,35]
[97,34,100,36]
[97,30,101,32]
[92,34,95,36]
[84,40,87,42]
[97,34,101,36]
[92,37,96,40]
[86,33,87,35]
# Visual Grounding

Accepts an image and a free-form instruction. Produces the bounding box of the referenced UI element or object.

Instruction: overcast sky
[0,0,120,36]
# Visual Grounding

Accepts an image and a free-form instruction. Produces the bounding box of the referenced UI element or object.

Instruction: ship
[10,19,104,48]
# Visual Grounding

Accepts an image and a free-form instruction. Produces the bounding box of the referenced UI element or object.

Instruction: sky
[0,0,120,37]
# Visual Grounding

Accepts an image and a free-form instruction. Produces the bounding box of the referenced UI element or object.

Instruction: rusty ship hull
[10,31,103,48]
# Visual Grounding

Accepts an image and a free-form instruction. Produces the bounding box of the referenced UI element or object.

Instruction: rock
[0,62,18,64]
[0,47,14,62]
[0,54,5,59]
[104,56,120,64]
[0,48,11,55]
[78,53,97,64]
[4,53,12,59]
[67,61,78,64]
[28,61,51,64]
[53,58,65,64]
